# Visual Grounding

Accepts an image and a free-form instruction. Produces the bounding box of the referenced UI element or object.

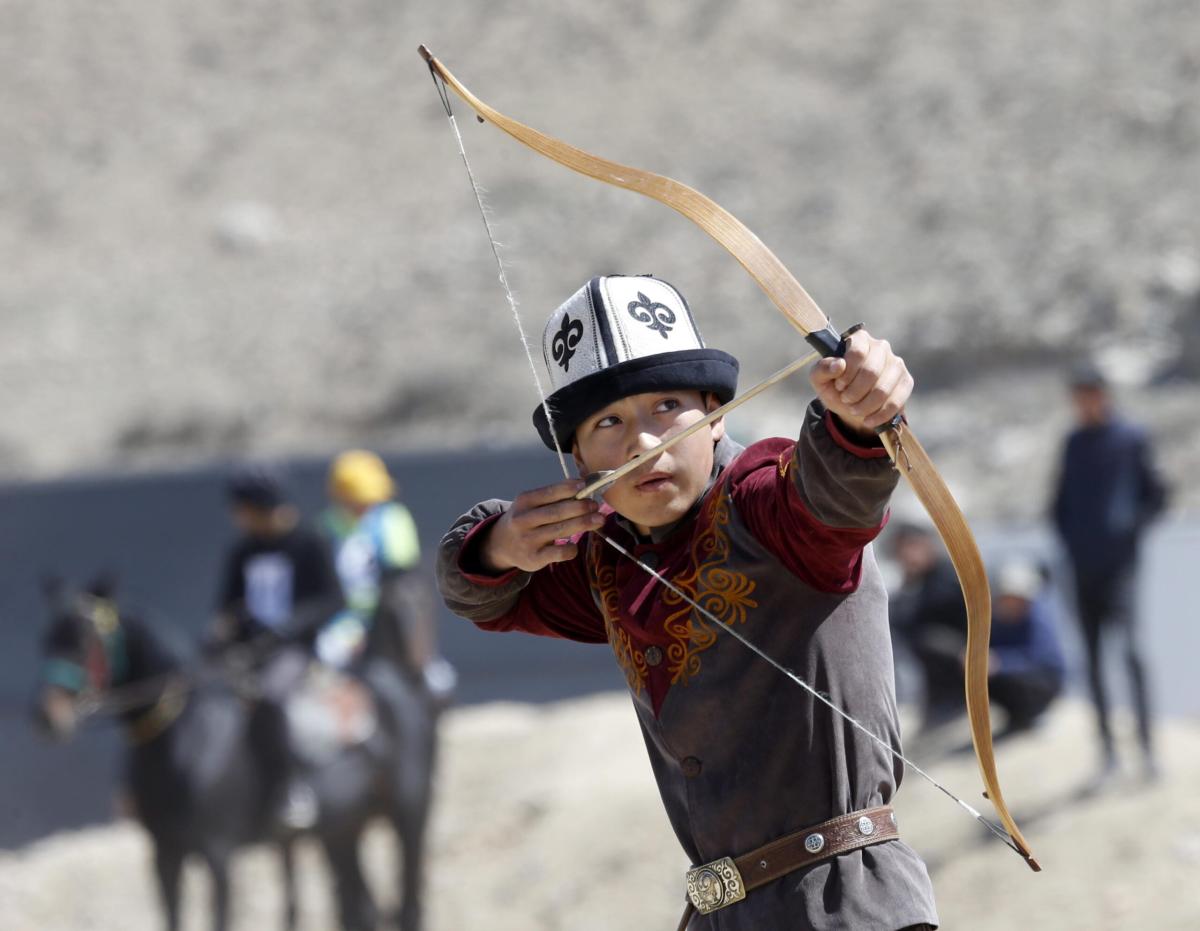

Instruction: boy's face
[231,503,273,537]
[1071,384,1110,427]
[230,502,294,539]
[572,389,724,536]
[893,532,936,580]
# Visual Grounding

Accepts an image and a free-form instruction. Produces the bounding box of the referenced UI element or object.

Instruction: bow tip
[418,44,434,62]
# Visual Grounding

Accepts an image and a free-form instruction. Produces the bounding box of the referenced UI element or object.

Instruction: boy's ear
[704,392,727,443]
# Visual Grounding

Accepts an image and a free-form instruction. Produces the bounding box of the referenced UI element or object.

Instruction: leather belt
[678,805,898,928]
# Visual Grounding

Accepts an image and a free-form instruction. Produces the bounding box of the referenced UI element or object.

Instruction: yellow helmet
[328,449,395,507]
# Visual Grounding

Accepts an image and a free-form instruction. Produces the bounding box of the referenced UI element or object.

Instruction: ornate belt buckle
[685,856,747,915]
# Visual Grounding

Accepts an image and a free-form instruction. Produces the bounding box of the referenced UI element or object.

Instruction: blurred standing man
[1051,363,1168,784]
[322,450,456,703]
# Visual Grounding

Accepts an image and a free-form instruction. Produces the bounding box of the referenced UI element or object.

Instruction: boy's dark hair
[1069,361,1108,390]
[226,463,289,511]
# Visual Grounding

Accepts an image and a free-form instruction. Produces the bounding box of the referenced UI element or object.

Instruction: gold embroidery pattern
[661,488,758,685]
[589,541,648,695]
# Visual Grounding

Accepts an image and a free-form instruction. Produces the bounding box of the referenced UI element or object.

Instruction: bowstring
[427,65,570,477]
[599,534,1024,857]
[426,64,1020,856]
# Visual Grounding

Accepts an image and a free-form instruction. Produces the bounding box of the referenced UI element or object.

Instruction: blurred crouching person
[888,522,969,731]
[1051,363,1168,783]
[322,450,456,704]
[988,561,1066,738]
[214,463,344,827]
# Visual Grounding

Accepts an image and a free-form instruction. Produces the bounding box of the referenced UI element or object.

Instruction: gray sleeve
[435,499,533,622]
[793,402,900,529]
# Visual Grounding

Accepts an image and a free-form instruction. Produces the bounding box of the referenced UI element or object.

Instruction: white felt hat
[532,275,739,450]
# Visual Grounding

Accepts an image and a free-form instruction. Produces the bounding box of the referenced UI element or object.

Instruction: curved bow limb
[418,46,830,341]
[880,428,1040,871]
[419,44,1040,872]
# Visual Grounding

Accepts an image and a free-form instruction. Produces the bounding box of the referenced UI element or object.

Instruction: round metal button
[857,816,875,836]
[681,756,703,778]
[644,646,664,667]
[804,832,825,854]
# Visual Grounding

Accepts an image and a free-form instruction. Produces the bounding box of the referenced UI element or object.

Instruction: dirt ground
[3,693,1198,930]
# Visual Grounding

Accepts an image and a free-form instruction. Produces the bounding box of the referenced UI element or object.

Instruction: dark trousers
[910,626,967,720]
[247,648,310,812]
[989,668,1062,731]
[1074,570,1154,760]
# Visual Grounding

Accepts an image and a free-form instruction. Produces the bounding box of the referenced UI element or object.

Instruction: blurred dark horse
[33,578,437,931]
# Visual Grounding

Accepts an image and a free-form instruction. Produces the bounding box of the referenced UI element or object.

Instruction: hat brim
[532,349,739,451]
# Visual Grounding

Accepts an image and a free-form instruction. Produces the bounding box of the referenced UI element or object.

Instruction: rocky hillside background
[3,0,1199,518]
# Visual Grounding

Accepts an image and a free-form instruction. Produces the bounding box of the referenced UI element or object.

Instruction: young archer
[437,274,937,930]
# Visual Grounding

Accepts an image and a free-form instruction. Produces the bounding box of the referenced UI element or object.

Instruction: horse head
[34,574,127,740]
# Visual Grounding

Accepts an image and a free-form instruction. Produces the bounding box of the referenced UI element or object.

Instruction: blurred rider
[215,465,343,649]
[321,450,456,703]
[214,463,342,829]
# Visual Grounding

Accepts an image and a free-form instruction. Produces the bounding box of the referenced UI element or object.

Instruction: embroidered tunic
[437,402,938,930]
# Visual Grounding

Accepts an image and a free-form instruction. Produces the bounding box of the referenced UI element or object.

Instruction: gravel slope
[2,0,1199,516]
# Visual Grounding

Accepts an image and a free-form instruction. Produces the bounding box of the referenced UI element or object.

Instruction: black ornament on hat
[628,291,676,338]
[552,313,584,371]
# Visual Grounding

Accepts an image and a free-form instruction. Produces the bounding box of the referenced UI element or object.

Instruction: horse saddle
[284,666,378,766]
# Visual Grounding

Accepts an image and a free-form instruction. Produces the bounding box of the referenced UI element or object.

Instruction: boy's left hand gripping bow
[418,44,1040,872]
